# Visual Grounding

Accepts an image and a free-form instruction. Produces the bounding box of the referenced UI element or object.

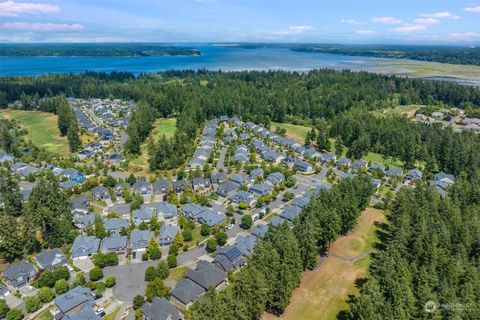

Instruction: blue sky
[0,0,479,44]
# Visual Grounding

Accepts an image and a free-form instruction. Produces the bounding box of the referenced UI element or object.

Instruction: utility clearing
[263,208,385,320]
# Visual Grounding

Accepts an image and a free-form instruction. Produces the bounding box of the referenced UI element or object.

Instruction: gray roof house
[249,168,264,180]
[280,205,302,222]
[197,209,225,227]
[158,224,180,246]
[293,160,314,173]
[107,203,131,217]
[321,152,337,163]
[249,183,272,197]
[230,190,256,207]
[134,180,152,195]
[216,181,240,198]
[352,159,368,170]
[266,172,284,186]
[182,203,206,219]
[153,178,171,194]
[369,163,386,173]
[70,195,90,214]
[230,174,249,186]
[212,246,246,272]
[211,171,227,184]
[130,230,154,252]
[54,286,98,320]
[170,278,206,309]
[71,235,100,259]
[155,202,178,219]
[386,166,403,177]
[90,185,109,200]
[336,157,352,167]
[173,180,188,193]
[251,224,269,238]
[0,284,9,297]
[405,168,423,181]
[35,248,67,270]
[186,261,226,290]
[101,235,128,253]
[192,177,211,191]
[105,218,130,234]
[234,234,257,256]
[434,172,454,183]
[292,196,310,208]
[114,183,130,197]
[132,205,154,225]
[142,297,183,320]
[2,260,37,287]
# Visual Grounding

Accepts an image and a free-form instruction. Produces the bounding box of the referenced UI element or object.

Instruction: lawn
[271,122,310,143]
[262,208,385,320]
[130,118,177,171]
[0,109,69,156]
[375,104,422,118]
[103,307,120,320]
[185,227,208,248]
[167,266,189,281]
[34,309,54,320]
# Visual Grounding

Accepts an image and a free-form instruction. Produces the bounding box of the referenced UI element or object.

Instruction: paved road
[217,147,227,170]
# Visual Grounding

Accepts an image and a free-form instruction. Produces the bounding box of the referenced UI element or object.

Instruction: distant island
[220,43,480,66]
[0,43,201,57]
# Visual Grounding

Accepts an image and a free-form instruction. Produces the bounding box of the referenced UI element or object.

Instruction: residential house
[280,205,302,222]
[291,196,310,208]
[249,168,264,180]
[371,179,382,189]
[261,150,283,163]
[134,180,152,195]
[107,203,131,218]
[53,286,99,320]
[182,203,206,219]
[192,177,211,191]
[186,260,226,291]
[336,157,352,168]
[212,246,246,272]
[266,172,284,186]
[270,216,284,227]
[153,178,171,194]
[35,248,67,270]
[101,236,128,254]
[0,151,14,163]
[70,195,90,215]
[197,208,225,227]
[130,230,155,254]
[321,153,337,163]
[230,190,256,207]
[230,174,249,186]
[0,284,9,297]
[75,214,96,230]
[90,185,109,200]
[155,202,178,220]
[71,235,100,260]
[216,181,240,198]
[169,278,206,309]
[293,160,314,173]
[369,163,386,173]
[142,297,183,320]
[249,183,272,197]
[173,180,188,193]
[158,224,180,246]
[211,171,227,184]
[132,205,154,225]
[386,166,403,177]
[114,183,130,197]
[234,234,257,256]
[303,148,321,159]
[2,260,37,287]
[405,168,423,181]
[105,218,130,234]
[251,224,269,238]
[352,159,368,170]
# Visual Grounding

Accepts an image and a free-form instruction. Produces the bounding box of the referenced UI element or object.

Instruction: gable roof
[101,235,128,251]
[155,202,178,218]
[159,224,180,243]
[251,224,269,238]
[3,260,36,286]
[71,235,100,258]
[186,261,226,289]
[130,230,154,250]
[170,278,206,306]
[280,205,302,222]
[104,218,130,231]
[54,286,94,314]
[35,248,67,270]
[142,297,183,320]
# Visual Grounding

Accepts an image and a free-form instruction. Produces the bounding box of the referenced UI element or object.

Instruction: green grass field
[374,104,422,118]
[167,266,189,281]
[271,121,310,142]
[0,109,69,156]
[263,208,385,320]
[130,118,177,170]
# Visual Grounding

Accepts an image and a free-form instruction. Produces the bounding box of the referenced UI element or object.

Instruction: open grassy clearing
[129,118,177,171]
[34,309,54,320]
[167,266,189,281]
[0,109,69,156]
[271,121,310,142]
[375,104,422,118]
[263,208,385,320]
[374,59,480,80]
[102,307,120,320]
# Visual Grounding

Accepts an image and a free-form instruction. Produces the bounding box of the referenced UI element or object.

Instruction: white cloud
[414,18,439,25]
[391,24,426,33]
[340,19,364,25]
[287,25,313,33]
[356,29,376,35]
[447,32,480,41]
[1,22,85,32]
[420,12,459,19]
[464,6,480,13]
[0,0,59,17]
[412,32,480,42]
[372,16,402,24]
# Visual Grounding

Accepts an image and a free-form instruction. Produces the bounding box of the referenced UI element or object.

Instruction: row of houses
[189,120,218,169]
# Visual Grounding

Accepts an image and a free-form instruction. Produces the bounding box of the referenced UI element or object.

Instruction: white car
[226,224,234,230]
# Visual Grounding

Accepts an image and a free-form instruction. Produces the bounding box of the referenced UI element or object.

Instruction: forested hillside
[350,178,480,319]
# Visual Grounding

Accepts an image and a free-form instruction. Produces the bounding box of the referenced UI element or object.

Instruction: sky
[0,0,479,44]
